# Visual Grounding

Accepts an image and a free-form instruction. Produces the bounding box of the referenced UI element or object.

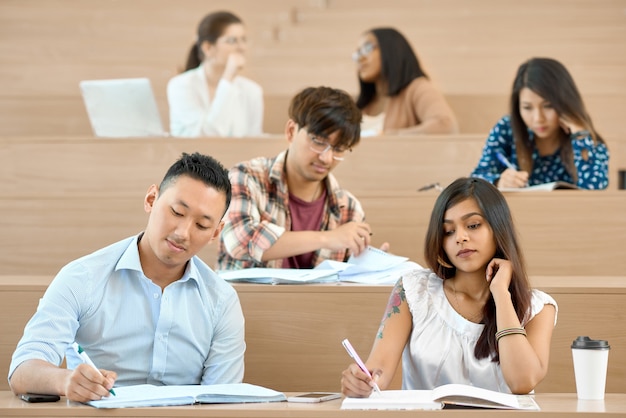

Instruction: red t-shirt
[282,189,327,269]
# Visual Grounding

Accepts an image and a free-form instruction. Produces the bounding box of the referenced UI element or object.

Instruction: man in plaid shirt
[218,86,386,270]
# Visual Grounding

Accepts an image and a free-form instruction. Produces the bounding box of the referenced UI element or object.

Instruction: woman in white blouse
[167,11,263,137]
[341,177,557,395]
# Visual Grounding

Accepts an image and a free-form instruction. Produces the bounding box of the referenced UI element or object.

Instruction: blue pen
[71,343,116,396]
[496,152,516,170]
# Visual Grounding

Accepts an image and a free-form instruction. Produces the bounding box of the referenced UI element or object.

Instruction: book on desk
[341,383,539,411]
[499,181,578,192]
[86,383,286,408]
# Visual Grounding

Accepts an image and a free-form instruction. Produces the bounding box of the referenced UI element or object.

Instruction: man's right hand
[64,363,117,403]
[323,222,372,256]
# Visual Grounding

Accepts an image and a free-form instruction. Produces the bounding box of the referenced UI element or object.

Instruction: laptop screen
[80,78,168,137]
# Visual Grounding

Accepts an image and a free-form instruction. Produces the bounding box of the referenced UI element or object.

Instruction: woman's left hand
[486,258,513,293]
[559,116,585,136]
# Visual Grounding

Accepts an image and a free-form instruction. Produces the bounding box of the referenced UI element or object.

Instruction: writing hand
[341,363,382,398]
[64,363,116,403]
[497,169,529,189]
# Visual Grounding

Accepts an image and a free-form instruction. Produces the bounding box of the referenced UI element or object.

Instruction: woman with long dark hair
[341,177,557,395]
[471,57,609,189]
[353,27,458,136]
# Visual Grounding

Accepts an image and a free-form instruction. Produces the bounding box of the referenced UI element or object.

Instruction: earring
[437,255,453,269]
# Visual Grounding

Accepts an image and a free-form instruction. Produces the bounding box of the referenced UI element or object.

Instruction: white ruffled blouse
[400,268,558,393]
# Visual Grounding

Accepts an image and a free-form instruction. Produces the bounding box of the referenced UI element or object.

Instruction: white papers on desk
[339,246,420,284]
[218,246,422,285]
[341,390,442,410]
[217,268,338,284]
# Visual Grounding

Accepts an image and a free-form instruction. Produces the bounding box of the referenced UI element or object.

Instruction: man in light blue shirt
[9,152,245,403]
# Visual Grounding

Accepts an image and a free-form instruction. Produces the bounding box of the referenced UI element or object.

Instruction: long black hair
[509,57,605,183]
[424,177,532,361]
[356,28,428,109]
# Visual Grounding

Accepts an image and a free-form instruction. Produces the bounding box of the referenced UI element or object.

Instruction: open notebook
[80,77,168,137]
[87,383,286,408]
[341,384,539,410]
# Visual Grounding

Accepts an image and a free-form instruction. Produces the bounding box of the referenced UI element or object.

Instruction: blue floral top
[470,116,609,189]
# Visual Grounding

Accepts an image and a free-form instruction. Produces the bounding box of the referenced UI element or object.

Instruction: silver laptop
[80,77,168,137]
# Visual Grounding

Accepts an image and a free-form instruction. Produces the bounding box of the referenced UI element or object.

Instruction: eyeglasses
[351,41,377,62]
[219,36,247,45]
[308,134,350,161]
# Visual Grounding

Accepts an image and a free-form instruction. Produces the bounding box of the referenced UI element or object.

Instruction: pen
[417,182,442,192]
[341,338,382,395]
[71,342,116,396]
[495,152,516,170]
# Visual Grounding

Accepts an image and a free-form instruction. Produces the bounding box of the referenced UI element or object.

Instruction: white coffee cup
[571,336,610,400]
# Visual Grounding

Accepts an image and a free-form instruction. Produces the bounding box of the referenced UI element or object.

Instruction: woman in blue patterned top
[471,58,609,190]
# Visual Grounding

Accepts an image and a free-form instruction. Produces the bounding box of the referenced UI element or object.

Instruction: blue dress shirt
[9,234,245,387]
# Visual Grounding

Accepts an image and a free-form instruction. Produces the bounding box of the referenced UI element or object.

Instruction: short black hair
[159,152,232,215]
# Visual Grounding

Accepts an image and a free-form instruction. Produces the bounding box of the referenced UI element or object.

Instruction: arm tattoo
[377,278,406,339]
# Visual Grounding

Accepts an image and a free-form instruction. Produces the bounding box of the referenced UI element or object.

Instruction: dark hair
[424,177,532,362]
[159,152,232,215]
[288,86,362,150]
[356,27,428,109]
[509,57,606,182]
[185,11,243,71]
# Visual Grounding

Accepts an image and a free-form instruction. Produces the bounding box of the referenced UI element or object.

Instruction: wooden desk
[0,135,487,197]
[2,277,625,394]
[1,135,625,193]
[0,391,625,417]
[1,191,624,276]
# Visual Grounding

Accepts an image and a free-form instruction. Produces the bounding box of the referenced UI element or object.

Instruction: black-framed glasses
[308,134,350,161]
[351,41,377,62]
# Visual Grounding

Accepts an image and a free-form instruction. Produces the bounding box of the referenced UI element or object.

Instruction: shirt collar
[115,233,200,285]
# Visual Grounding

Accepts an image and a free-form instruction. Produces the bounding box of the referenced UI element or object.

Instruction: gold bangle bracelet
[495,327,527,343]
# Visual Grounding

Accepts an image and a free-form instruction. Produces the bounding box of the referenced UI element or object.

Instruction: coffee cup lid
[571,336,610,349]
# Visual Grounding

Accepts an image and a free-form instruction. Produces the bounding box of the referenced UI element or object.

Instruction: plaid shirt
[217,150,365,270]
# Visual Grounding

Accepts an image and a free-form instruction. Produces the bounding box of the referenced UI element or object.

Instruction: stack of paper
[217,268,338,284]
[340,246,420,284]
[217,246,422,285]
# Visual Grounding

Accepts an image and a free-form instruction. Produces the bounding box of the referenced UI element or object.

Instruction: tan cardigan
[379,77,459,134]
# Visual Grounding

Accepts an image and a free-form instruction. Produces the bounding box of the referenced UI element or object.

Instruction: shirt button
[153,293,160,299]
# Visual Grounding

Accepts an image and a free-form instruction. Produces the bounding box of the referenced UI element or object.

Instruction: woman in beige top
[353,28,459,136]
